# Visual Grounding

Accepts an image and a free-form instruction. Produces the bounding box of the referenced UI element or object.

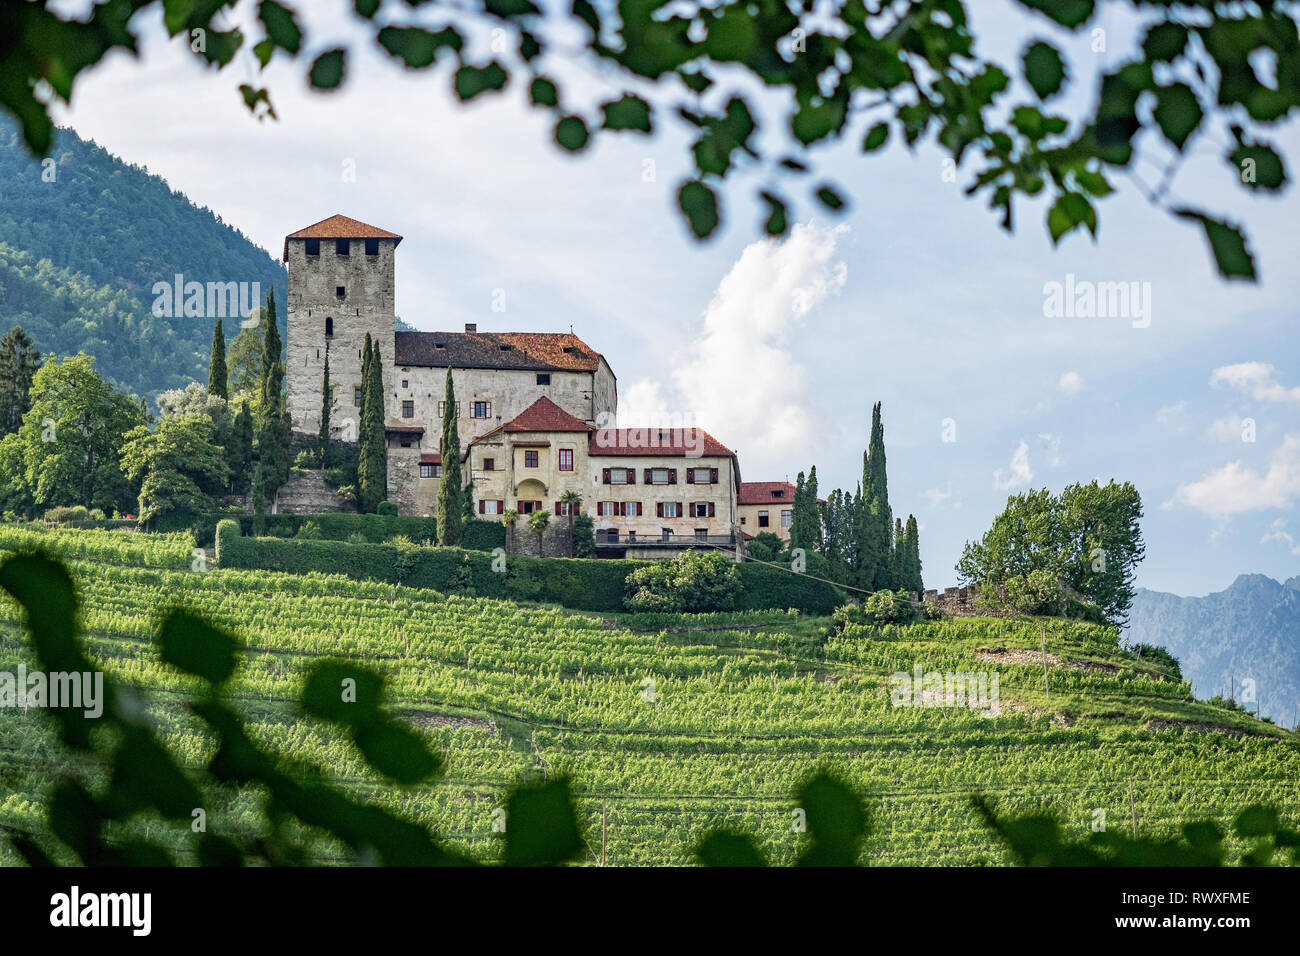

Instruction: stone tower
[283,215,401,442]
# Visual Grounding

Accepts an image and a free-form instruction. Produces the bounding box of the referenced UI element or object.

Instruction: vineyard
[1,525,1297,865]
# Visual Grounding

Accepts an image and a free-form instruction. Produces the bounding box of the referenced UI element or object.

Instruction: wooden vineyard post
[1129,778,1137,837]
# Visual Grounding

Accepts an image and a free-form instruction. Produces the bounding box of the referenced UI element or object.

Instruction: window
[558,448,573,471]
[483,457,495,471]
[687,467,718,485]
[336,286,345,299]
[740,516,747,525]
[402,400,414,418]
[781,509,793,527]
[305,238,320,256]
[480,500,503,516]
[758,510,770,527]
[536,373,550,385]
[519,500,542,514]
[661,529,674,542]
[555,500,575,516]
[438,401,462,417]
[605,468,633,485]
[524,450,539,468]
[658,502,680,518]
[401,379,408,389]
[420,463,442,479]
[647,468,676,485]
[598,501,617,517]
[365,238,379,256]
[472,401,490,418]
[695,529,709,539]
[354,387,362,407]
[324,317,333,337]
[336,239,350,256]
[691,502,715,518]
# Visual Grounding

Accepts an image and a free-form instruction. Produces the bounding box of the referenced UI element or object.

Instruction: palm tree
[560,490,583,557]
[501,509,519,552]
[528,509,551,557]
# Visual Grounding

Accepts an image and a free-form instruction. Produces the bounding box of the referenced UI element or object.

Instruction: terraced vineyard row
[0,529,1296,865]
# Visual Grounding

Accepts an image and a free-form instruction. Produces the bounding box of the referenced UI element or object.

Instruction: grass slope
[0,527,1297,866]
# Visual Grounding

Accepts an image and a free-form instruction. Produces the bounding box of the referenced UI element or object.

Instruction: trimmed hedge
[154,511,505,551]
[215,525,842,615]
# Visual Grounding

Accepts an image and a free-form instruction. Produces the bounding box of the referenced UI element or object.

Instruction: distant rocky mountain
[0,117,286,400]
[1127,574,1300,727]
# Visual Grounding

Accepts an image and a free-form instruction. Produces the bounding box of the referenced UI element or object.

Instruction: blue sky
[46,0,1299,596]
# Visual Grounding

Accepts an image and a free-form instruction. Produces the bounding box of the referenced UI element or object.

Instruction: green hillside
[1,526,1297,866]
[0,119,286,400]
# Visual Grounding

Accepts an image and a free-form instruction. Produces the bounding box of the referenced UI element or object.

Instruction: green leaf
[377,26,462,69]
[1235,804,1279,838]
[353,0,380,18]
[760,191,787,236]
[1023,41,1066,99]
[504,777,584,866]
[861,122,889,152]
[162,0,194,36]
[601,95,652,132]
[1047,191,1096,243]
[308,49,346,90]
[352,720,441,785]
[485,0,540,16]
[454,62,508,101]
[1230,141,1287,191]
[108,726,203,820]
[1173,208,1256,280]
[1016,0,1095,30]
[157,608,240,685]
[677,180,720,239]
[704,4,758,62]
[792,93,844,145]
[815,186,846,211]
[1142,21,1187,63]
[258,1,301,54]
[554,115,589,152]
[301,661,385,728]
[696,829,768,866]
[529,77,558,107]
[1153,83,1202,150]
[1073,167,1113,197]
[795,771,869,866]
[680,71,713,94]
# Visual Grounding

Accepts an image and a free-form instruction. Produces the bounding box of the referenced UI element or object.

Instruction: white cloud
[1156,400,1189,431]
[1171,433,1300,516]
[994,441,1034,490]
[1058,371,1084,394]
[1207,416,1247,442]
[1261,519,1300,556]
[618,222,848,469]
[1211,362,1300,404]
[1037,433,1063,467]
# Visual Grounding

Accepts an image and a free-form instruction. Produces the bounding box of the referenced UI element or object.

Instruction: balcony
[594,531,735,549]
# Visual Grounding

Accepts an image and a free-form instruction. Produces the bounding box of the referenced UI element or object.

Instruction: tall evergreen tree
[790,466,822,553]
[357,336,387,512]
[436,368,463,545]
[208,318,228,399]
[862,401,893,590]
[904,513,924,594]
[231,401,254,493]
[259,288,281,415]
[317,342,331,466]
[255,290,289,500]
[0,326,41,437]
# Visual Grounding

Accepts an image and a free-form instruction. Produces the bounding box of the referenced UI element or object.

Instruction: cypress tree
[357,336,387,512]
[804,465,820,551]
[791,471,807,551]
[436,368,463,545]
[0,325,41,436]
[863,401,893,590]
[905,513,924,593]
[255,290,289,498]
[230,401,254,493]
[317,343,331,466]
[208,318,228,399]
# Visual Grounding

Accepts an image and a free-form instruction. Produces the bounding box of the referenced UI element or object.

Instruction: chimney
[465,322,477,333]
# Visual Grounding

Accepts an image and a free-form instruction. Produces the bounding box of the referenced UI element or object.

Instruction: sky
[40,0,1300,597]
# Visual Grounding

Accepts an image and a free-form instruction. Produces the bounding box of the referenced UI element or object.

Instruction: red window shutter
[644,468,652,484]
[636,502,643,516]
[668,469,677,485]
[603,468,611,484]
[686,469,695,484]
[709,502,716,517]
[656,503,663,518]
[710,468,719,484]
[498,501,505,512]
[554,500,560,514]
[478,500,484,514]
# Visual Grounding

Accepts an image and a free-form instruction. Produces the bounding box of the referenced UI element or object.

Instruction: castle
[283,215,794,557]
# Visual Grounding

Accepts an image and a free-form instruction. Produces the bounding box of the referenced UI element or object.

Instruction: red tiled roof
[502,396,592,433]
[394,330,602,372]
[511,440,551,447]
[589,428,735,458]
[738,481,795,504]
[283,215,402,259]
